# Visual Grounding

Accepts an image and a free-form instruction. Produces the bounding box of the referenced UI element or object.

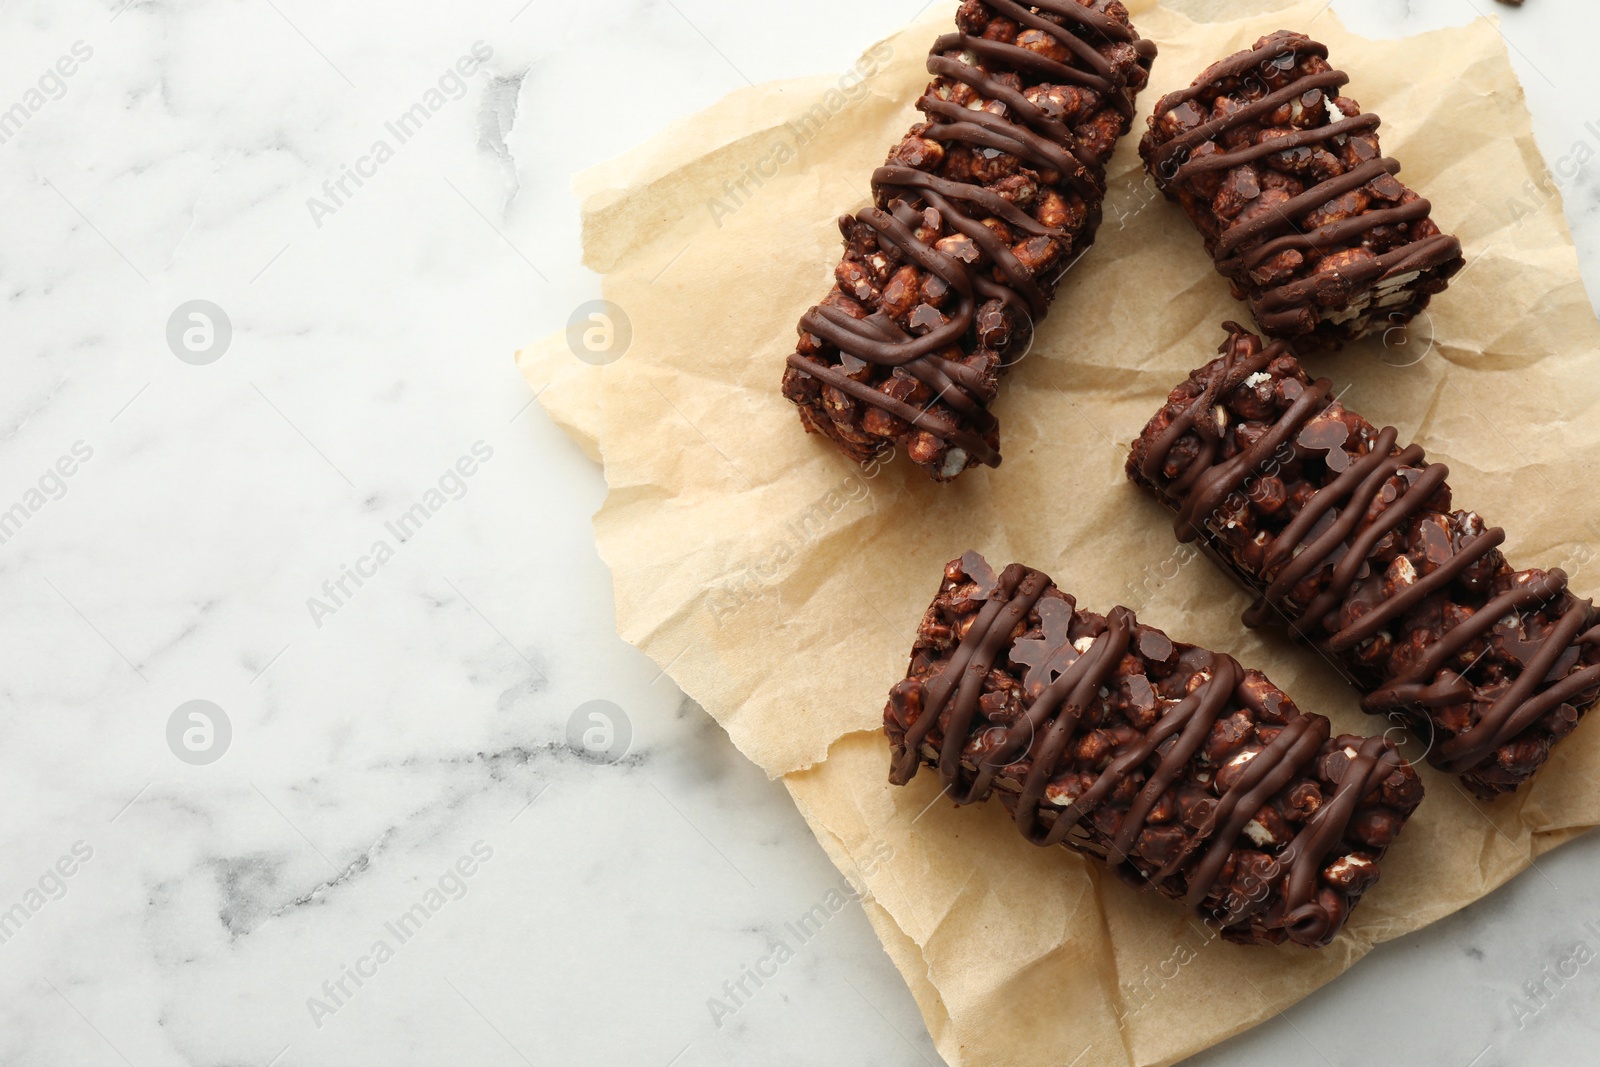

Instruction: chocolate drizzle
[887,554,1406,945]
[785,2,1154,478]
[1142,31,1462,343]
[1132,325,1600,789]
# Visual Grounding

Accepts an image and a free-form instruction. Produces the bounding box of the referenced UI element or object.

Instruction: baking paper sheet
[520,3,1600,1062]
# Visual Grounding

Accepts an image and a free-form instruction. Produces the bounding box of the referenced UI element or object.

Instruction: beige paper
[521,4,1600,1063]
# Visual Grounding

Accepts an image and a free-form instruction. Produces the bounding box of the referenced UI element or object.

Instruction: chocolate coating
[885,551,1423,946]
[1128,324,1600,798]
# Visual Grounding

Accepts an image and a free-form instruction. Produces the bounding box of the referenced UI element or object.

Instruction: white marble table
[4,1,1597,1064]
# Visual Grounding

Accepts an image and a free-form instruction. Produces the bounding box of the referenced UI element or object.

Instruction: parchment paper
[521,4,1600,1063]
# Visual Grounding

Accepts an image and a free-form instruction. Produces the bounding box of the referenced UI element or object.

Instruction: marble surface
[3,0,1597,1064]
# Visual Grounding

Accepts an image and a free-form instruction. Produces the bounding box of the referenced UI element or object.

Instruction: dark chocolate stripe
[1149,37,1332,121]
[1176,113,1381,181]
[1216,158,1398,257]
[1222,199,1425,275]
[1152,70,1351,171]
[1270,735,1395,943]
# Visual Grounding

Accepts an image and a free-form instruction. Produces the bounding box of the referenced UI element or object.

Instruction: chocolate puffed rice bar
[1128,324,1600,799]
[1140,30,1463,350]
[783,1,1156,480]
[885,550,1423,946]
